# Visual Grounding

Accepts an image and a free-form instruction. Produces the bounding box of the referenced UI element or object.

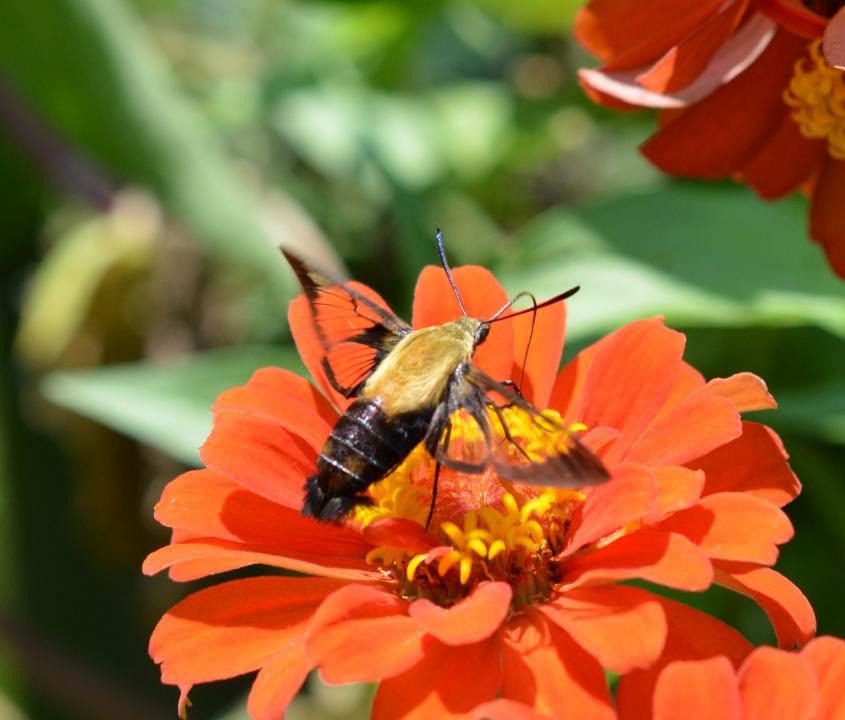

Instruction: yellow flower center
[784,39,845,159]
[354,410,588,607]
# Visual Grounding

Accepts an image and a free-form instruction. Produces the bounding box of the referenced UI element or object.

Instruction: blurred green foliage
[0,0,842,717]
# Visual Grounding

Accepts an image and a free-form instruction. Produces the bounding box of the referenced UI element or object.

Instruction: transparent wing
[427,367,609,487]
[283,249,412,397]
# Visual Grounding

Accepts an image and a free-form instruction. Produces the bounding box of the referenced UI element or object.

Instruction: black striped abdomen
[302,399,434,522]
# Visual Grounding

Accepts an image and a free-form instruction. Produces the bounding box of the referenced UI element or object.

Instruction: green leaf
[771,380,845,445]
[497,184,845,341]
[41,347,307,465]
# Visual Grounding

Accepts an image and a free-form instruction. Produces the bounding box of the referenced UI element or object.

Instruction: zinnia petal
[574,318,686,463]
[714,562,816,648]
[200,414,315,509]
[690,422,801,507]
[247,643,312,720]
[213,381,333,452]
[616,596,753,719]
[473,698,554,720]
[542,585,667,673]
[802,636,845,718]
[371,633,502,720]
[635,0,749,94]
[150,576,343,712]
[738,646,819,720]
[561,529,713,592]
[641,29,805,178]
[809,156,845,278]
[152,470,370,558]
[143,537,377,582]
[562,463,658,555]
[305,585,425,684]
[625,390,742,467]
[501,608,614,719]
[651,656,741,720]
[655,492,793,564]
[409,581,512,646]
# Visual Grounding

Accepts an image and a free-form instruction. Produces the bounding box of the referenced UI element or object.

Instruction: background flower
[146,266,814,718]
[624,635,845,719]
[576,0,845,276]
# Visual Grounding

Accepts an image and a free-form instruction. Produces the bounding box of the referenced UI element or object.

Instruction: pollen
[784,39,845,159]
[355,409,591,606]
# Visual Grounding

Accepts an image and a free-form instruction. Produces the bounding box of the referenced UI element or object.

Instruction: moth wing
[427,367,609,486]
[425,398,493,474]
[283,249,412,397]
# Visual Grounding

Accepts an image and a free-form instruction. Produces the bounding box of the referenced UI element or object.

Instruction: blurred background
[1,0,844,717]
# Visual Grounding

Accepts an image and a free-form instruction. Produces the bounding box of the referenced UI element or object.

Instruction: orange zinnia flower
[145,266,814,719]
[620,635,845,719]
[576,0,845,277]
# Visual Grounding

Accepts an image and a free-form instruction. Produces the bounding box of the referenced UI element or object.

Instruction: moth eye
[475,324,490,345]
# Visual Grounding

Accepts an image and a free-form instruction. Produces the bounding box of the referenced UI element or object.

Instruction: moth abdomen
[302,398,434,522]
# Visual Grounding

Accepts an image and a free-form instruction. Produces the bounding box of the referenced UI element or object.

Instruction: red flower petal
[574,318,686,463]
[562,464,658,555]
[649,466,705,521]
[144,538,378,582]
[690,422,801,507]
[636,0,748,94]
[738,646,819,720]
[641,30,805,178]
[810,156,845,279]
[501,609,614,720]
[625,390,742,467]
[561,529,713,592]
[409,582,512,646]
[702,372,777,413]
[655,492,793,564]
[153,469,370,557]
[542,585,667,673]
[548,337,602,425]
[371,634,502,720]
[714,562,816,648]
[200,414,315,509]
[213,383,332,453]
[758,0,827,38]
[363,518,438,554]
[616,596,753,719]
[653,362,705,420]
[802,636,845,718]
[412,265,513,383]
[651,657,741,720]
[740,111,826,200]
[473,699,553,720]
[510,298,566,408]
[247,643,311,720]
[306,584,425,684]
[574,0,722,66]
[150,576,342,705]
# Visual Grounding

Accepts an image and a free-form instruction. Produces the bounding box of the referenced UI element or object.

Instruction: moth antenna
[435,228,468,317]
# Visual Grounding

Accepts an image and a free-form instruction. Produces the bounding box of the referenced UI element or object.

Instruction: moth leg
[497,379,524,399]
[425,460,443,531]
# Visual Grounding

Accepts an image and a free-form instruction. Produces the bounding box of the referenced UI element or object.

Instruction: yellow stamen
[784,39,845,159]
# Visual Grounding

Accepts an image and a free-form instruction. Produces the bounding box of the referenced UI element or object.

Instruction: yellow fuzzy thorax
[784,39,845,159]
[353,409,588,606]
